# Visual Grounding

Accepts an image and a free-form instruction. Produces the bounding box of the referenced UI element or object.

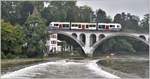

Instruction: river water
[1,59,120,79]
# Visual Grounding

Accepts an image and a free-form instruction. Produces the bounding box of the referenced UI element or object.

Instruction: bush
[6,53,16,59]
[1,52,6,59]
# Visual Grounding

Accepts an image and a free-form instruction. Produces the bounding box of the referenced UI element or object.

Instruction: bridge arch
[90,34,96,46]
[139,35,146,40]
[51,32,86,56]
[79,33,86,45]
[72,33,77,39]
[99,34,105,40]
[91,34,149,54]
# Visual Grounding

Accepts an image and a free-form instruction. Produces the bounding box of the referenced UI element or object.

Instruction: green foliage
[1,20,25,58]
[113,12,149,33]
[116,39,136,53]
[1,1,21,25]
[23,13,48,58]
[2,1,148,32]
[140,14,149,33]
[78,5,93,22]
[1,1,149,58]
[19,1,34,24]
[94,36,148,57]
[41,1,93,24]
[1,52,6,59]
[96,9,107,22]
[101,37,136,53]
[1,1,44,25]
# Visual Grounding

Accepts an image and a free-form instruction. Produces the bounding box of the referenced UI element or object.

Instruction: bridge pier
[82,47,93,57]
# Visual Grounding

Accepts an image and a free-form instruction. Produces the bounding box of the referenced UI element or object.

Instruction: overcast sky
[76,0,149,19]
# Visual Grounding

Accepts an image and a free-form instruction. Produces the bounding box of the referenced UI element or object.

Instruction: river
[1,59,120,79]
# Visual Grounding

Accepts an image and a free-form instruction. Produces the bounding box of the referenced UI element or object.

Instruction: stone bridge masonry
[48,30,149,56]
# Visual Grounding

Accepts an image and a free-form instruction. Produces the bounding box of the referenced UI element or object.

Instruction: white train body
[49,22,122,31]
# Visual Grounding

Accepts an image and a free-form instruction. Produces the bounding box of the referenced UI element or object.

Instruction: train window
[93,25,96,27]
[66,24,69,27]
[54,24,58,26]
[99,25,105,28]
[110,25,115,27]
[72,24,75,27]
[86,25,89,28]
[117,25,120,27]
[79,24,81,28]
[63,24,69,27]
[75,24,78,27]
[79,25,81,28]
[89,25,96,27]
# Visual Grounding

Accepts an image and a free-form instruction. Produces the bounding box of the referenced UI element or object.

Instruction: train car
[109,23,122,31]
[84,23,96,30]
[49,22,59,29]
[98,23,122,31]
[49,22,122,31]
[70,22,82,30]
[70,22,96,30]
[50,22,70,30]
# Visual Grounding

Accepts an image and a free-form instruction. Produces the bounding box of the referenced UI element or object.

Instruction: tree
[1,1,21,25]
[125,13,140,31]
[23,8,48,57]
[101,37,136,53]
[113,13,126,31]
[19,1,34,25]
[2,1,44,25]
[140,14,149,33]
[32,1,44,12]
[41,1,78,23]
[41,1,94,23]
[41,6,54,22]
[96,9,107,23]
[114,14,122,23]
[1,20,25,58]
[105,16,112,23]
[78,5,93,22]
[114,12,141,32]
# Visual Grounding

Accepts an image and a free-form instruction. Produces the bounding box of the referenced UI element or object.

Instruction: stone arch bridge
[48,30,149,56]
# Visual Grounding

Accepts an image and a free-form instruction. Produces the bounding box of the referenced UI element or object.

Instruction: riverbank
[97,57,149,78]
[1,58,52,75]
[1,58,50,68]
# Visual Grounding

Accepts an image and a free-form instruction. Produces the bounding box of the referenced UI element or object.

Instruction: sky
[76,0,149,19]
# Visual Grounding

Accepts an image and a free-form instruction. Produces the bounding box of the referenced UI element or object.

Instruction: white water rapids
[1,59,120,79]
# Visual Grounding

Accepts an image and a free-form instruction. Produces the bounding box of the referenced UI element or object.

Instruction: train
[49,22,122,31]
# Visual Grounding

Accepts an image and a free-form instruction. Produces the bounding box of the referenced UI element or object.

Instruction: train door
[82,25,85,30]
[105,25,109,31]
[59,24,63,29]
